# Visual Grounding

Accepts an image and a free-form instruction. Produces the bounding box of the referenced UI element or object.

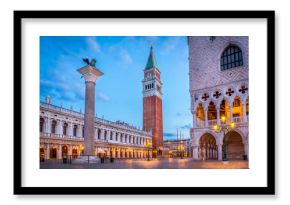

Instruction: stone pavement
[40,158,249,169]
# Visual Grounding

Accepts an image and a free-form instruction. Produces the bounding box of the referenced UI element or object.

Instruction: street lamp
[213,116,235,161]
[146,139,152,161]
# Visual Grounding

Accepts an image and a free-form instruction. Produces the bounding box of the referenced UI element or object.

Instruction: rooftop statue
[82,58,97,67]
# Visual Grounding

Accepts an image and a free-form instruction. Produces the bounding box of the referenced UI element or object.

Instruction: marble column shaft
[84,81,96,155]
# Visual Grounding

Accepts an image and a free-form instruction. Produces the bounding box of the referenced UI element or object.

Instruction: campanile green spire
[145,46,158,70]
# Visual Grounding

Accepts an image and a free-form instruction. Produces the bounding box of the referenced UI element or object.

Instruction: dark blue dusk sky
[40,36,191,140]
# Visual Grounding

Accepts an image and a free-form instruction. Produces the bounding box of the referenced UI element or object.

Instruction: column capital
[78,65,103,83]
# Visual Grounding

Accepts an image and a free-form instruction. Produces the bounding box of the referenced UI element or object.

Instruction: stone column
[76,125,82,138]
[229,105,233,122]
[193,111,197,128]
[56,120,62,136]
[140,151,143,158]
[68,145,72,156]
[216,105,221,126]
[107,130,111,140]
[57,145,62,159]
[46,117,51,134]
[67,122,73,137]
[100,129,105,140]
[46,144,50,160]
[94,128,98,139]
[217,144,223,161]
[117,149,121,158]
[112,131,116,141]
[204,108,209,127]
[244,141,249,159]
[242,100,248,123]
[192,145,199,160]
[78,65,103,156]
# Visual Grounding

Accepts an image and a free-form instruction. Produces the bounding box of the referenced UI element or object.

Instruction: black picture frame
[14,10,275,195]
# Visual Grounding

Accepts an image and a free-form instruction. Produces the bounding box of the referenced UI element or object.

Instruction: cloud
[97,92,110,102]
[86,37,101,54]
[120,49,133,64]
[179,123,192,129]
[160,37,182,54]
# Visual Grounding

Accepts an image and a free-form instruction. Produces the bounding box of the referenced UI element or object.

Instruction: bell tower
[142,46,163,151]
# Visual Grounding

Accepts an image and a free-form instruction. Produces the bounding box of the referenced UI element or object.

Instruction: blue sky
[40,36,191,140]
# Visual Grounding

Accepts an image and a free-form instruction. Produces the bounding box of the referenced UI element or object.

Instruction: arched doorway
[199,133,217,160]
[50,148,57,159]
[223,131,245,160]
[40,148,45,161]
[72,147,78,159]
[62,145,68,157]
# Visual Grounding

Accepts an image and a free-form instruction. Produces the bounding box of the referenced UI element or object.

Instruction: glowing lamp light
[230,122,235,129]
[213,124,218,131]
[221,116,226,123]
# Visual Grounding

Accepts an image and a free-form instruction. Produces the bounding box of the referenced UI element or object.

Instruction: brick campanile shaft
[142,46,163,150]
[78,64,103,155]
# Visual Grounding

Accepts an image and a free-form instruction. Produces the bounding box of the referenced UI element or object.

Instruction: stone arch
[195,130,218,145]
[62,145,68,157]
[196,103,205,127]
[223,130,245,160]
[72,146,79,159]
[222,127,247,144]
[199,133,218,160]
[50,147,57,159]
[207,101,217,121]
[219,98,230,120]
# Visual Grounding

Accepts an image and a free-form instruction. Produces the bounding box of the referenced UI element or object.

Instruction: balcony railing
[196,116,246,128]
[40,132,84,140]
[41,132,148,147]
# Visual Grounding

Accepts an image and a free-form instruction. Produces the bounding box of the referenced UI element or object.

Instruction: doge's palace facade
[40,98,153,160]
[188,36,249,161]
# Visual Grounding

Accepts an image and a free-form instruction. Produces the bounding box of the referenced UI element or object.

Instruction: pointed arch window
[220,45,243,71]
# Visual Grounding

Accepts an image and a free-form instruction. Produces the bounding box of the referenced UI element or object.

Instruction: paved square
[40,158,248,169]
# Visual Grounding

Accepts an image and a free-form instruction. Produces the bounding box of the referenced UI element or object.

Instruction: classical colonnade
[40,102,153,160]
